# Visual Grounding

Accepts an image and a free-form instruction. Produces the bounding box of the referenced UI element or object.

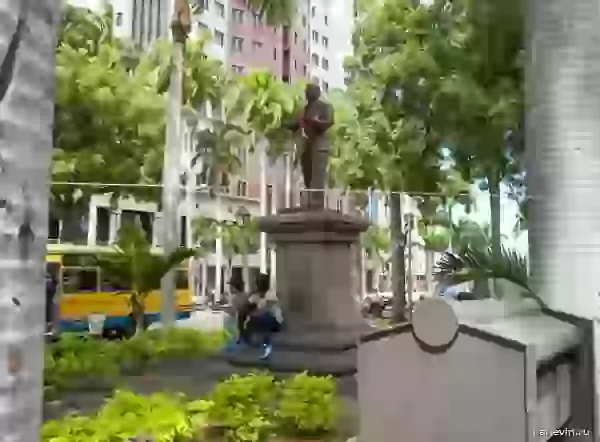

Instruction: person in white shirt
[246,273,283,359]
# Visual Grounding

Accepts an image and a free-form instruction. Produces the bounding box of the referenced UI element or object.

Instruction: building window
[322,36,329,48]
[312,30,319,42]
[322,57,329,70]
[232,8,244,23]
[196,0,209,10]
[115,12,123,27]
[252,40,263,50]
[324,15,328,25]
[303,65,308,75]
[232,64,244,74]
[301,15,307,27]
[294,32,298,44]
[215,30,224,47]
[273,48,277,60]
[293,59,297,70]
[311,53,319,66]
[311,6,316,16]
[322,80,329,91]
[197,21,208,30]
[253,12,261,27]
[232,36,244,52]
[237,180,248,197]
[215,1,224,17]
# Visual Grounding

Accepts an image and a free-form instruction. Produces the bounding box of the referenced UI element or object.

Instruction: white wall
[308,0,353,91]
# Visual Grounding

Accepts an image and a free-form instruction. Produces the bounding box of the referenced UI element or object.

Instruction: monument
[228,84,371,376]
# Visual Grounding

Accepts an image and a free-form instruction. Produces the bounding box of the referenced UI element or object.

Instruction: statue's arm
[312,103,334,132]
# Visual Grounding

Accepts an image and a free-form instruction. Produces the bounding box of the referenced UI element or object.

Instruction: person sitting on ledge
[245,273,284,359]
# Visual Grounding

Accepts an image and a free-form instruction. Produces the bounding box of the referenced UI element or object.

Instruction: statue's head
[305,83,321,102]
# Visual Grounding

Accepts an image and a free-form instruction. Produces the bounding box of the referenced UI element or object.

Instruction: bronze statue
[285,84,335,208]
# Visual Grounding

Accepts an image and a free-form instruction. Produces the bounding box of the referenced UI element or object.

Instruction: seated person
[245,273,283,359]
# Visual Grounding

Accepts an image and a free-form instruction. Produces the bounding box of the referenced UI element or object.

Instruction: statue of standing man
[284,84,335,209]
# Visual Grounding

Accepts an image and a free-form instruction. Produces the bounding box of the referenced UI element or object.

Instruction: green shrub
[143,328,227,360]
[207,372,278,442]
[275,372,340,439]
[41,390,213,442]
[44,329,227,392]
[44,335,120,391]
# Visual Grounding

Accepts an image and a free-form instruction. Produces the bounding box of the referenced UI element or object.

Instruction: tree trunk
[132,296,146,335]
[425,249,434,294]
[488,170,502,298]
[159,36,184,329]
[242,253,250,292]
[389,192,407,322]
[0,1,60,438]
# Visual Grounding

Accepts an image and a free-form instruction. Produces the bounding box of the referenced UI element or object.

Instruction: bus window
[100,273,131,292]
[175,270,189,290]
[62,268,99,294]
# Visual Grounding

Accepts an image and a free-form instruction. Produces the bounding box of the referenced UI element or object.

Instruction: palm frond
[434,244,544,306]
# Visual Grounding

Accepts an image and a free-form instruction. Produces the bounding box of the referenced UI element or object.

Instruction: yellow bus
[47,244,193,337]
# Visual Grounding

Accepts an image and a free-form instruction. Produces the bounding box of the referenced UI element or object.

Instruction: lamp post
[160,0,191,328]
[235,207,251,292]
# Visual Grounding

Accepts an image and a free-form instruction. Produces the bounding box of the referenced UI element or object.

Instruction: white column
[259,138,268,273]
[108,209,121,244]
[214,195,223,302]
[528,0,600,317]
[270,183,277,290]
[87,203,98,246]
[284,154,292,208]
[200,258,208,303]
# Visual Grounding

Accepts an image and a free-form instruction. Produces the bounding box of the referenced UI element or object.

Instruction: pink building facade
[229,0,309,82]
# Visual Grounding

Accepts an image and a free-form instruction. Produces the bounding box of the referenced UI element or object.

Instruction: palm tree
[421,227,451,294]
[0,1,62,438]
[434,244,544,307]
[93,223,195,333]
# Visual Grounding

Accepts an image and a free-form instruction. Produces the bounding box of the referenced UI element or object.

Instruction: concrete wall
[358,329,527,442]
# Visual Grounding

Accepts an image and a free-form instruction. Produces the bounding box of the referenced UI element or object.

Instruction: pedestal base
[227,209,371,376]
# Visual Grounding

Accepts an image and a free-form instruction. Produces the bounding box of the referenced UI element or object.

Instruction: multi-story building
[61,0,356,299]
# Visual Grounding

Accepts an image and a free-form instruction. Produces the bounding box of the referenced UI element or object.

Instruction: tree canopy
[53,5,166,214]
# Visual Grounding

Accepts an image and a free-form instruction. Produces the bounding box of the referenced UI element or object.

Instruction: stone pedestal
[227,208,372,376]
[264,208,369,334]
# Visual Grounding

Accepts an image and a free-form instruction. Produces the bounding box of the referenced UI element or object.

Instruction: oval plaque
[412,298,459,350]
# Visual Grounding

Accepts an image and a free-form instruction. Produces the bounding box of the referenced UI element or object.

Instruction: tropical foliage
[434,244,543,306]
[92,223,195,333]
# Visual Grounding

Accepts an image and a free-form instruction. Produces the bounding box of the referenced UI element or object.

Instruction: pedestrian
[245,273,283,359]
